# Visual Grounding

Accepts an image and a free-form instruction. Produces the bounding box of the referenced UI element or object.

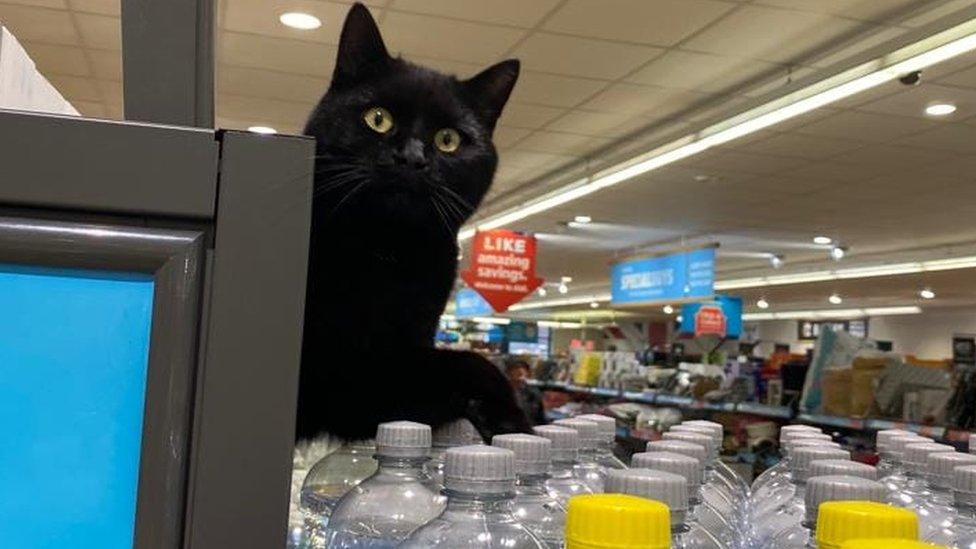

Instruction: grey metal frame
[0,216,205,548]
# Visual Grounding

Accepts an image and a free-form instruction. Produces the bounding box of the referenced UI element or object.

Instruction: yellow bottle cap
[565,494,670,549]
[841,540,946,549]
[817,501,918,548]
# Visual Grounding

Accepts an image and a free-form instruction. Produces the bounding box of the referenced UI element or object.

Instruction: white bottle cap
[791,447,850,481]
[969,433,976,455]
[903,442,954,469]
[954,464,976,495]
[789,439,841,452]
[804,475,885,525]
[631,451,702,488]
[533,425,579,462]
[876,429,913,453]
[682,420,723,437]
[376,421,432,458]
[492,433,551,475]
[444,445,515,494]
[663,431,715,459]
[576,414,617,444]
[808,459,877,481]
[554,419,600,450]
[779,424,821,443]
[930,452,976,489]
[605,468,688,525]
[646,440,708,473]
[887,434,930,462]
[432,419,480,448]
[671,424,721,448]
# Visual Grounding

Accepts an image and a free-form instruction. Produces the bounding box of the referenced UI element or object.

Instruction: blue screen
[611,248,714,305]
[0,265,155,548]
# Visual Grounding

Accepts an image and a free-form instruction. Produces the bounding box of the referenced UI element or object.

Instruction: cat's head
[304,3,519,234]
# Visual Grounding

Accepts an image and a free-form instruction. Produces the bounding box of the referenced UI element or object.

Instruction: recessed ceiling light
[830,246,847,261]
[573,215,592,224]
[247,126,277,135]
[561,276,573,283]
[279,12,322,30]
[828,293,843,305]
[813,236,832,245]
[925,103,956,116]
[770,254,784,269]
[590,301,600,309]
[663,305,674,314]
[920,288,936,299]
[676,315,683,323]
[757,298,769,309]
[694,174,711,182]
[558,283,569,294]
[537,287,547,297]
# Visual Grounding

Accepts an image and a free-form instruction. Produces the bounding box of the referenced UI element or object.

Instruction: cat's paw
[465,398,532,442]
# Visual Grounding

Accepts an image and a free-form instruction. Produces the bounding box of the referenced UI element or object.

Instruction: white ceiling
[3,0,976,317]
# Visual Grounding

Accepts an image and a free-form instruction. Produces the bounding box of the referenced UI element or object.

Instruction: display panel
[0,264,155,548]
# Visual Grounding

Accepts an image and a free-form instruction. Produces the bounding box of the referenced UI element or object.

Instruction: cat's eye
[363,107,394,134]
[434,128,461,153]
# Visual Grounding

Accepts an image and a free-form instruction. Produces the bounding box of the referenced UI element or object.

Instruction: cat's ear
[332,3,389,88]
[463,59,520,131]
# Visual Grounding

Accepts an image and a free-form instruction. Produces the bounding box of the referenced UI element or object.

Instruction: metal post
[121,0,215,127]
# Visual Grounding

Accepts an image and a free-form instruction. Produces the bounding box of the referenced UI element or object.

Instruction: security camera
[899,71,921,86]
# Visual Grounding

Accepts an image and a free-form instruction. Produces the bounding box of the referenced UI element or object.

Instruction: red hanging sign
[694,305,727,337]
[460,229,544,312]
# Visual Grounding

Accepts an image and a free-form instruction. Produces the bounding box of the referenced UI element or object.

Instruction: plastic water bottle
[881,434,932,494]
[751,425,824,493]
[553,418,606,491]
[492,433,566,547]
[675,420,750,500]
[564,493,670,549]
[426,419,480,488]
[645,439,736,525]
[299,440,378,544]
[576,413,628,470]
[888,442,954,509]
[840,540,943,549]
[750,445,850,524]
[325,421,445,548]
[662,430,739,508]
[532,425,594,506]
[631,451,737,547]
[922,463,976,546]
[606,468,725,548]
[750,435,839,504]
[914,452,976,540]
[767,475,889,548]
[807,501,919,548]
[401,445,545,548]
[874,429,914,476]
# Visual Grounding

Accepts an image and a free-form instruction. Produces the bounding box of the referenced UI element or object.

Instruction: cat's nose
[393,139,428,170]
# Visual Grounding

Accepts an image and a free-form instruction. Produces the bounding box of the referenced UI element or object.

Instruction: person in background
[506,360,547,425]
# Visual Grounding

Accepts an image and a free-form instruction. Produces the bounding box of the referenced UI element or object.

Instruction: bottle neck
[954,491,976,513]
[376,454,429,470]
[515,472,550,489]
[444,490,515,511]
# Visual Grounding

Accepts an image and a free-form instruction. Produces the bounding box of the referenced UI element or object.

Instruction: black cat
[296,3,531,442]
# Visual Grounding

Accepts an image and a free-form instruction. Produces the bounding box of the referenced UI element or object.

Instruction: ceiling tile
[72,99,105,117]
[380,11,525,64]
[546,109,657,137]
[218,65,326,104]
[220,31,336,76]
[516,131,614,156]
[47,74,100,102]
[735,131,866,160]
[19,41,89,77]
[828,143,956,174]
[854,83,976,120]
[626,49,781,94]
[580,82,712,119]
[223,0,355,46]
[497,102,566,130]
[492,126,532,149]
[895,124,976,155]
[682,5,861,64]
[388,0,560,28]
[89,49,121,80]
[407,56,484,79]
[0,4,78,45]
[901,0,975,28]
[69,0,119,16]
[509,71,608,108]
[793,110,937,142]
[217,93,312,131]
[7,0,67,7]
[96,78,121,103]
[751,0,919,22]
[75,13,119,50]
[501,149,578,170]
[543,0,734,47]
[937,63,976,90]
[511,33,663,80]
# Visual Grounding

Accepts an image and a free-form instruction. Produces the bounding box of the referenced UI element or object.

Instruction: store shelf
[735,402,793,419]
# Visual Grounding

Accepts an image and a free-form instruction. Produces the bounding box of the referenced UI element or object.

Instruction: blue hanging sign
[680,295,743,338]
[610,247,715,305]
[455,287,495,317]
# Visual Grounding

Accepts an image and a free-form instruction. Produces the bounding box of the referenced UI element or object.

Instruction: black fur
[296,3,529,441]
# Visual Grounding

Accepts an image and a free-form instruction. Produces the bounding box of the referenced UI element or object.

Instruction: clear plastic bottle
[750,445,850,527]
[532,425,594,506]
[842,540,946,549]
[809,501,919,548]
[426,419,480,488]
[492,433,566,548]
[874,429,914,477]
[662,429,739,508]
[553,418,606,491]
[764,473,887,548]
[564,493,670,549]
[750,436,840,506]
[645,439,736,524]
[631,450,737,548]
[881,434,932,495]
[299,440,378,544]
[916,452,976,541]
[889,442,955,509]
[325,421,445,548]
[401,445,545,548]
[675,420,751,500]
[606,468,725,548]
[752,425,824,493]
[923,463,976,546]
[576,413,628,470]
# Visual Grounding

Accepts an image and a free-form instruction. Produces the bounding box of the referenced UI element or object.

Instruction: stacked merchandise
[292,414,966,548]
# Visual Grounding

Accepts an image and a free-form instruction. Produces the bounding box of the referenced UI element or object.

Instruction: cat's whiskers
[428,197,456,239]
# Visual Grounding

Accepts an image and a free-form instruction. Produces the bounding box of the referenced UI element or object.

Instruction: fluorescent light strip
[743,306,921,321]
[538,320,585,329]
[509,293,613,311]
[459,18,976,242]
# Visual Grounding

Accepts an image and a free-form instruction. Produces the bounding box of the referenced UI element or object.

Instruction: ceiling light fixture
[537,287,547,297]
[537,320,584,329]
[743,306,921,321]
[279,12,322,30]
[757,298,769,309]
[770,254,785,269]
[813,236,832,245]
[456,18,976,242]
[558,283,569,294]
[663,305,674,314]
[573,215,592,224]
[830,246,847,261]
[828,293,843,305]
[590,301,600,309]
[919,288,936,299]
[247,126,277,135]
[925,102,957,116]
